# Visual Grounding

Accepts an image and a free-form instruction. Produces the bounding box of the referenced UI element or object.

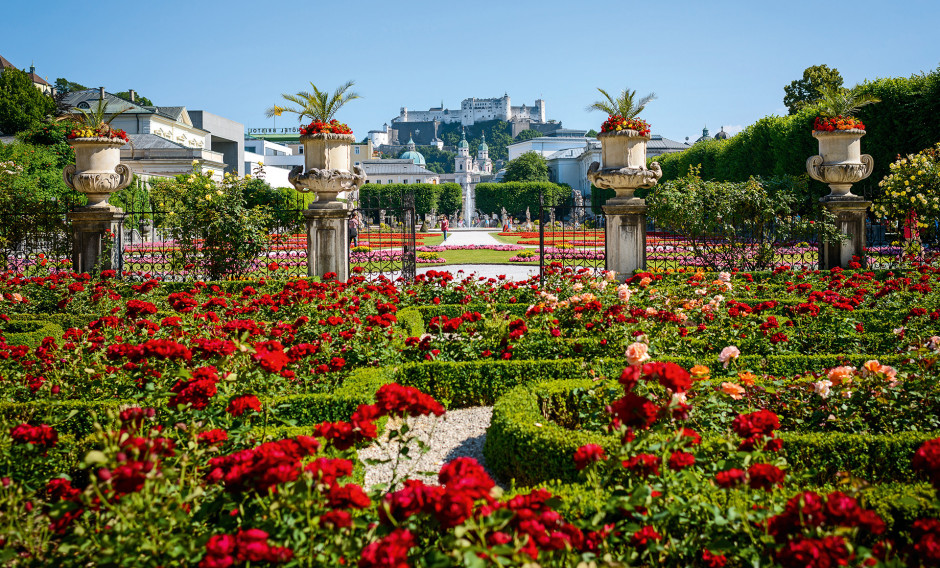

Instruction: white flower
[718,272,731,283]
[813,380,833,399]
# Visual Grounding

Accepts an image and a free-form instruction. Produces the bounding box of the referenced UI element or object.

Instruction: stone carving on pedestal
[806,129,874,199]
[63,137,133,209]
[806,128,874,268]
[588,129,662,278]
[63,137,133,273]
[289,133,365,207]
[289,132,367,280]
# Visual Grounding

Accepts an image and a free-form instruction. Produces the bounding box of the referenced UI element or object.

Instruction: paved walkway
[440,229,503,247]
[416,263,539,282]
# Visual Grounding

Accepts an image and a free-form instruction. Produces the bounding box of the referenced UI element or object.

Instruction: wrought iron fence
[645,212,821,272]
[0,200,74,275]
[118,193,309,281]
[349,190,417,281]
[539,193,606,285]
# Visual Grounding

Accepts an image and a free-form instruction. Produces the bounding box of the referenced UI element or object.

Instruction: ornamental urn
[289,132,366,207]
[588,130,662,204]
[806,129,874,198]
[62,137,132,209]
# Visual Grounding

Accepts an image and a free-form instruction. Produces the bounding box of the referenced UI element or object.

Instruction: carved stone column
[807,128,874,268]
[303,202,349,280]
[603,201,648,276]
[62,137,132,274]
[67,207,123,273]
[588,129,662,279]
[819,197,870,269]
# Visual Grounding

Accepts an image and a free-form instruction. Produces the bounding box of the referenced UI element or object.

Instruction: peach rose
[720,382,746,400]
[826,366,856,386]
[813,379,833,399]
[719,346,741,369]
[639,277,652,287]
[737,371,757,386]
[625,342,651,365]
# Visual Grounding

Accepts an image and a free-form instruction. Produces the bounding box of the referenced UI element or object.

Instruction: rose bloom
[605,271,617,281]
[617,284,632,303]
[737,371,757,386]
[625,342,651,365]
[718,345,741,368]
[718,272,731,283]
[813,380,833,399]
[928,336,940,351]
[720,382,746,400]
[639,277,652,287]
[826,366,855,385]
[690,365,710,378]
[572,283,584,292]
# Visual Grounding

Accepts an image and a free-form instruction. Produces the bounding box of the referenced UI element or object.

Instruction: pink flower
[718,346,741,368]
[625,342,651,365]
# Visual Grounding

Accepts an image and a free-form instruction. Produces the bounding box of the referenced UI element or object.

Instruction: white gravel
[358,406,502,490]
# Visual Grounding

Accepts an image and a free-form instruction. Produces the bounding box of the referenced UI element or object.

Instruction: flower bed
[0,263,937,565]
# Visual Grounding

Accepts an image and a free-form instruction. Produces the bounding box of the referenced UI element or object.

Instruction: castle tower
[455,128,472,176]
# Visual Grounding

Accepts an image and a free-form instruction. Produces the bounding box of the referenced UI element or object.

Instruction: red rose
[732,410,780,438]
[227,394,262,417]
[747,463,785,490]
[714,468,746,488]
[574,444,608,470]
[668,451,696,470]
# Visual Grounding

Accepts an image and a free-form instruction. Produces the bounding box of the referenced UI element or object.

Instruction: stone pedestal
[304,202,349,280]
[67,207,124,273]
[603,199,648,277]
[819,196,870,269]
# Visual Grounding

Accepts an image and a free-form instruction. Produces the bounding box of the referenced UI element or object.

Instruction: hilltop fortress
[370,94,563,147]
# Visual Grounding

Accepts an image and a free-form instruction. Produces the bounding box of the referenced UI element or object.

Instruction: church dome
[401,149,426,165]
[695,126,713,143]
[478,133,488,152]
[458,129,469,149]
[714,127,730,140]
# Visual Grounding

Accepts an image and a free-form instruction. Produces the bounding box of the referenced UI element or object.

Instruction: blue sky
[2,0,937,143]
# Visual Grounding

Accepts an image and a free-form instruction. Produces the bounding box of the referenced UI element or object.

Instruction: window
[388,179,392,184]
[403,179,408,184]
[354,147,360,155]
[375,180,381,184]
[299,146,304,154]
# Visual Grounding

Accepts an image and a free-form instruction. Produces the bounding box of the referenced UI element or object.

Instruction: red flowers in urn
[813,115,865,132]
[299,119,353,136]
[601,115,651,136]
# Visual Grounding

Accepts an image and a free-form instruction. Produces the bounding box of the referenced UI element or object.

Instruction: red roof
[0,54,15,71]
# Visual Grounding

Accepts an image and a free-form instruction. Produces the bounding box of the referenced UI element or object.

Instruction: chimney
[99,86,105,100]
[129,89,136,102]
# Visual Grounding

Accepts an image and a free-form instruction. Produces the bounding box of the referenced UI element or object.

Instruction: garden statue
[379,209,386,228]
[526,207,532,230]
[573,190,585,227]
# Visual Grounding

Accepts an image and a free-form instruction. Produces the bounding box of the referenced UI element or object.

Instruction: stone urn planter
[806,129,874,198]
[289,132,366,207]
[587,130,662,204]
[62,137,132,209]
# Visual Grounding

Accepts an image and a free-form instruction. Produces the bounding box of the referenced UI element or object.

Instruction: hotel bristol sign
[248,127,300,134]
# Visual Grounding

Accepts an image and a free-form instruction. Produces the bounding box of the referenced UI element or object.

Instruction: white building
[508,135,593,161]
[393,94,547,127]
[60,89,247,181]
[243,138,297,189]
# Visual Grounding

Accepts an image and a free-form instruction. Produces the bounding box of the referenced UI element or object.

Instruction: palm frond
[587,86,656,118]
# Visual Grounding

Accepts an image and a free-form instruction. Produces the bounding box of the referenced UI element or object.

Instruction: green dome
[401,149,426,165]
[478,133,488,152]
[458,129,469,149]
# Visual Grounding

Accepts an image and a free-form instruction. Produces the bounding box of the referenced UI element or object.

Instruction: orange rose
[690,365,710,378]
[737,371,757,386]
[720,382,746,400]
[826,366,855,386]
[626,342,651,365]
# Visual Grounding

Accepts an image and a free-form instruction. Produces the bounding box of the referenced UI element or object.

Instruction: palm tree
[812,85,879,118]
[56,95,129,134]
[265,80,361,123]
[587,87,657,118]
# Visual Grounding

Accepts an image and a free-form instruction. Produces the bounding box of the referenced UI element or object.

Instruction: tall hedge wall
[474,182,569,217]
[358,183,462,217]
[652,67,940,200]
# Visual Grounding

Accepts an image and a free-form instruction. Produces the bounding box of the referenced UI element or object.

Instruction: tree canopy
[0,68,55,135]
[53,78,87,95]
[115,91,154,106]
[503,151,549,183]
[515,129,543,142]
[783,64,844,115]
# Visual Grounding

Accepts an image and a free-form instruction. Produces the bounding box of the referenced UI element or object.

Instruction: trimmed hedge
[1,319,64,347]
[484,380,940,487]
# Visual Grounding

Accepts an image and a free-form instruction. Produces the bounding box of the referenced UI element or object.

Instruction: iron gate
[349,189,416,281]
[539,191,606,285]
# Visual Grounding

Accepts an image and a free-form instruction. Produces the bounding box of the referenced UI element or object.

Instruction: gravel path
[358,406,501,489]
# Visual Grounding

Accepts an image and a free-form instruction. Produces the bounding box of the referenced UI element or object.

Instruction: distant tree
[0,68,55,135]
[515,129,543,141]
[783,64,844,115]
[53,78,87,95]
[115,91,153,106]
[503,151,549,183]
[586,128,599,138]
